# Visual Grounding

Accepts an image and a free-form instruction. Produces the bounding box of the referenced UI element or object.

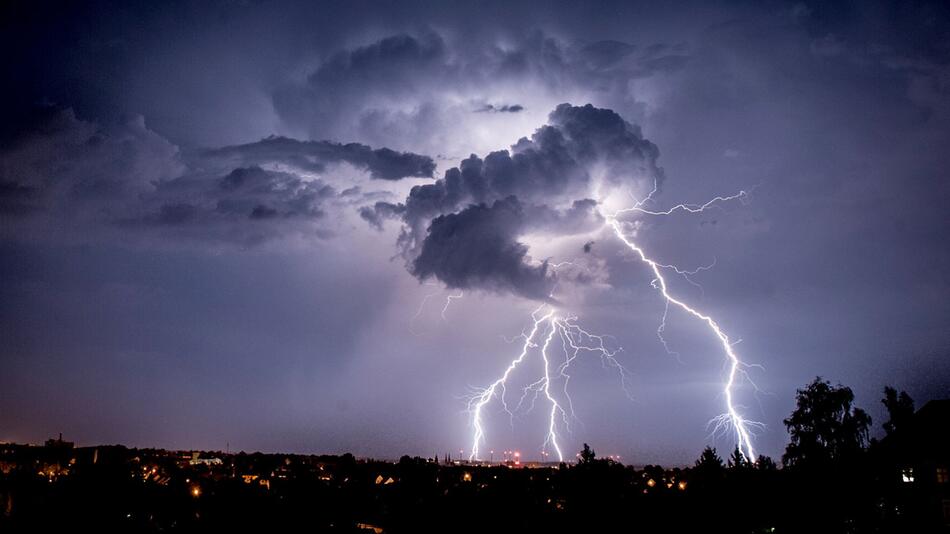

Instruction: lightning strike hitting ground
[466,306,631,463]
[539,320,564,461]
[467,305,554,462]
[464,188,762,464]
[606,191,762,462]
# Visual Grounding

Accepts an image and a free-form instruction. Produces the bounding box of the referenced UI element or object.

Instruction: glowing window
[901,468,914,483]
[937,467,949,484]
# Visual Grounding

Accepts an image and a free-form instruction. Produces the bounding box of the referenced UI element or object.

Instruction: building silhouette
[878,399,950,528]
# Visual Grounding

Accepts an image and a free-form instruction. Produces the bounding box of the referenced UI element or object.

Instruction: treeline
[0,378,942,533]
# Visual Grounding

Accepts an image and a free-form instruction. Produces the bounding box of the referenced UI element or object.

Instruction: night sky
[2,0,949,465]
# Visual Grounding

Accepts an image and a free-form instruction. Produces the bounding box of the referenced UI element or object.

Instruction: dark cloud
[271,30,691,156]
[397,103,659,237]
[359,201,405,231]
[204,136,436,181]
[272,31,451,147]
[527,198,604,235]
[139,166,332,229]
[0,107,432,245]
[118,165,348,244]
[217,167,333,216]
[368,103,660,299]
[412,196,554,300]
[301,32,447,92]
[475,103,525,113]
[0,107,183,229]
[409,196,604,300]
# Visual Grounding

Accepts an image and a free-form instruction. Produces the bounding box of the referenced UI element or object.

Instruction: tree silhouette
[782,376,871,469]
[727,445,751,471]
[691,446,725,492]
[578,443,596,465]
[881,386,914,437]
[754,455,777,472]
[695,446,724,472]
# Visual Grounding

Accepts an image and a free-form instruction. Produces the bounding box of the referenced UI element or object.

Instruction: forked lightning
[465,188,762,463]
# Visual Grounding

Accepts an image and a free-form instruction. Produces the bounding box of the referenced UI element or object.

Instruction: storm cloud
[203,136,436,181]
[475,104,525,113]
[368,103,658,299]
[411,197,554,300]
[272,30,690,158]
[0,108,182,219]
[0,107,435,245]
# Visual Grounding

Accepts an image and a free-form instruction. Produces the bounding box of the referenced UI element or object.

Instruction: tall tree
[695,446,724,472]
[783,376,872,468]
[755,455,777,472]
[578,443,596,465]
[727,445,751,471]
[881,386,914,437]
[691,446,726,491]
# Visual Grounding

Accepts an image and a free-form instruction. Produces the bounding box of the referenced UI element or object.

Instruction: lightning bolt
[538,318,564,461]
[467,305,554,462]
[409,285,442,336]
[467,306,631,463]
[464,183,761,463]
[616,190,750,216]
[606,192,762,461]
[410,286,464,334]
[442,290,463,321]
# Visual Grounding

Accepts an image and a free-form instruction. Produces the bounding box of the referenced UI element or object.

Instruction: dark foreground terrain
[2,381,947,533]
[0,439,944,533]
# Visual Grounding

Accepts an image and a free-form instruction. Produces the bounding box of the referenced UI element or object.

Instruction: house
[878,399,950,529]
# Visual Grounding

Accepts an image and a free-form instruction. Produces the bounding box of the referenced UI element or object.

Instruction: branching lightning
[463,185,763,464]
[409,287,464,334]
[617,190,750,217]
[466,305,631,463]
[466,305,554,462]
[605,187,763,461]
